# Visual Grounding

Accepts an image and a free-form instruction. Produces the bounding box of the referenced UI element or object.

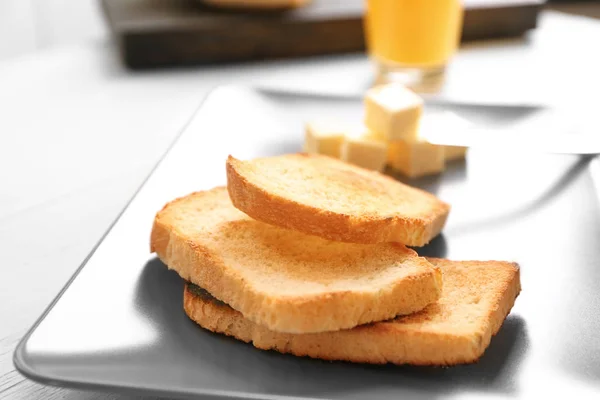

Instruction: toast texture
[151,187,442,334]
[184,258,521,366]
[226,153,450,246]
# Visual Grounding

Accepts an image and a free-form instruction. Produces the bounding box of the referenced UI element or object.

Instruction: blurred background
[0,0,597,65]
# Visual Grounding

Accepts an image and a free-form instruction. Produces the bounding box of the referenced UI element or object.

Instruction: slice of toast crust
[183,258,521,366]
[226,154,450,246]
[151,187,443,334]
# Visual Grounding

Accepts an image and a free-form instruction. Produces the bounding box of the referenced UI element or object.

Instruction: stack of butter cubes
[303,83,468,178]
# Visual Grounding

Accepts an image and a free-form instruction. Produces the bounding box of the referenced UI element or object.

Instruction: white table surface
[1,9,600,400]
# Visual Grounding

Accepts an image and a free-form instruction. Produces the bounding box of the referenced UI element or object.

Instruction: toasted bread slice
[151,187,442,334]
[184,258,520,366]
[226,154,450,246]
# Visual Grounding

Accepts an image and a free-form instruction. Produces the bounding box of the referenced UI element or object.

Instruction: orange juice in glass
[365,0,464,87]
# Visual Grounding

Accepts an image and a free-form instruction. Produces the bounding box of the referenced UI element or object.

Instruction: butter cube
[364,83,423,141]
[444,145,468,161]
[304,121,346,158]
[341,128,389,172]
[388,139,445,178]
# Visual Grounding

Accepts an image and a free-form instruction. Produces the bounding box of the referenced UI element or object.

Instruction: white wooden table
[1,7,600,400]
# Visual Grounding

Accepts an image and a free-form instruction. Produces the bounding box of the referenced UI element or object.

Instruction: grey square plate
[14,86,600,399]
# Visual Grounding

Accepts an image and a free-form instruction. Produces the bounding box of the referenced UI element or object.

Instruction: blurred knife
[422,127,600,155]
[420,111,600,155]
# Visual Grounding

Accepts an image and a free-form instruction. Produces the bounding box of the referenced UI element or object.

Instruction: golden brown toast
[226,153,450,246]
[184,258,521,366]
[151,187,442,334]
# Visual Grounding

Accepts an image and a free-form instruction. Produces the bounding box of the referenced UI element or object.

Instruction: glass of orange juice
[365,0,464,88]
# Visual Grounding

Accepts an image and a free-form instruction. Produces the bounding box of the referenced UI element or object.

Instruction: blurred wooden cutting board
[102,0,542,70]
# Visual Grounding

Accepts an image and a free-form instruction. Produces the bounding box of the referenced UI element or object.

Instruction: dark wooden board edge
[101,0,542,70]
[462,3,541,41]
[121,18,365,69]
